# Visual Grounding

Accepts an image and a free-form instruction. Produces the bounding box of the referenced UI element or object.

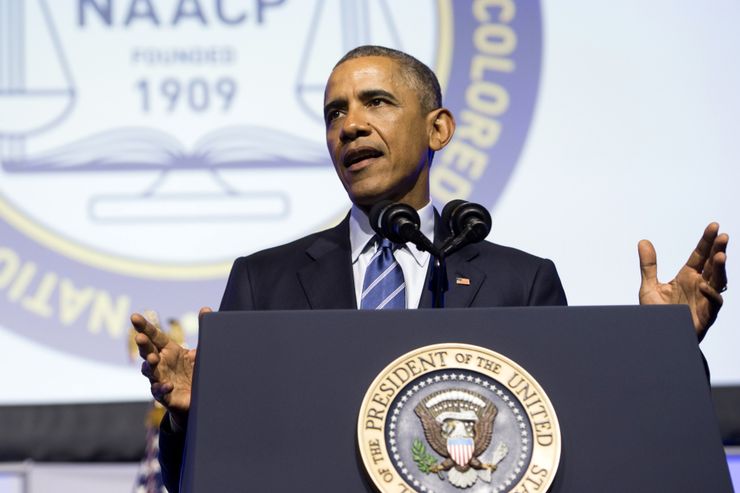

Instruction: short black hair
[334,45,442,114]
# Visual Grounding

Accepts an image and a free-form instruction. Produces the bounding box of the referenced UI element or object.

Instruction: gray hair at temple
[334,45,443,114]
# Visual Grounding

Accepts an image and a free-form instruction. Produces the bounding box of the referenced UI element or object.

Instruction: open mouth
[343,147,383,168]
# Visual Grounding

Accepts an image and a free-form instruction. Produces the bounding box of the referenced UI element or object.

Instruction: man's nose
[340,109,371,142]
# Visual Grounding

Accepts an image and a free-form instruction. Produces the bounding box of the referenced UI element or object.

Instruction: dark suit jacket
[219,215,566,310]
[160,215,567,491]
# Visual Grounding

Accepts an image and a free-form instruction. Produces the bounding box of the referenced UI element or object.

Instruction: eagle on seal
[414,389,500,479]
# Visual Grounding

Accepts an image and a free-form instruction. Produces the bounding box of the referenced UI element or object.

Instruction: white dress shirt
[349,202,434,309]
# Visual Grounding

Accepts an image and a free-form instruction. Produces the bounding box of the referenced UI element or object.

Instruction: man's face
[324,56,433,210]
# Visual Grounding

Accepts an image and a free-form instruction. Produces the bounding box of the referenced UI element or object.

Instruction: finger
[700,281,724,303]
[151,382,173,404]
[151,382,174,404]
[134,331,157,360]
[198,306,213,321]
[704,233,728,281]
[131,312,170,351]
[686,222,719,273]
[699,282,724,332]
[145,350,160,367]
[142,350,164,383]
[638,239,659,288]
[701,231,728,281]
[708,251,728,293]
[141,361,154,381]
[141,357,165,381]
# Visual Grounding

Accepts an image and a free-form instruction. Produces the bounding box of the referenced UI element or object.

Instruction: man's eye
[369,98,385,107]
[326,110,342,123]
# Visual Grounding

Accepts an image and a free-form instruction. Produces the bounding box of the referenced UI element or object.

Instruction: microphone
[440,200,492,256]
[369,201,437,254]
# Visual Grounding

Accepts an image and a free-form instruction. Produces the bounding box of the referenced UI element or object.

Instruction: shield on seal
[447,436,475,467]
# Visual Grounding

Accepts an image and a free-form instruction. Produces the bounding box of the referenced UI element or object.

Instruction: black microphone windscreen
[455,202,492,241]
[442,200,492,241]
[382,204,420,243]
[441,199,466,234]
[368,200,395,237]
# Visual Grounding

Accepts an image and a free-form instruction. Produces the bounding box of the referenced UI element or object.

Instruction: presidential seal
[358,343,560,493]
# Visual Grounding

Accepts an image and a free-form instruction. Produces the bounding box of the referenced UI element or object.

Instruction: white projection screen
[0,0,737,405]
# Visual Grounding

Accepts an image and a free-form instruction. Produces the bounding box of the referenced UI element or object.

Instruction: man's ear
[427,108,455,152]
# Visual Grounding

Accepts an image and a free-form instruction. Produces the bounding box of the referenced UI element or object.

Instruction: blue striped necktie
[360,238,406,309]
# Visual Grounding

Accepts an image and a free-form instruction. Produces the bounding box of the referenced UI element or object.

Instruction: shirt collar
[349,201,435,266]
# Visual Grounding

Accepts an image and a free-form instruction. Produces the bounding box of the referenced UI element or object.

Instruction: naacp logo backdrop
[0,1,542,364]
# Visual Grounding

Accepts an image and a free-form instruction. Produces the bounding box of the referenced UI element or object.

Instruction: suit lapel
[441,245,486,307]
[297,216,357,309]
[419,244,486,308]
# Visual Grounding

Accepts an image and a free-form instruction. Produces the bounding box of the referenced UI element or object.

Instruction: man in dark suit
[132,46,728,492]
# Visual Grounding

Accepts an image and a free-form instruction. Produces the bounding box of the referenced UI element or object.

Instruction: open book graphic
[2,125,328,172]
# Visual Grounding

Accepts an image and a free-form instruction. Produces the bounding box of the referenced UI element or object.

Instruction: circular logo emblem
[358,343,560,493]
[0,2,541,365]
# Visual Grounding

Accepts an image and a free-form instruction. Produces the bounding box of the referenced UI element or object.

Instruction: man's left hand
[638,222,729,341]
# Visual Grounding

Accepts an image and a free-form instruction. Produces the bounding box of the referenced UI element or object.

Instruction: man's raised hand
[132,307,211,428]
[638,223,728,341]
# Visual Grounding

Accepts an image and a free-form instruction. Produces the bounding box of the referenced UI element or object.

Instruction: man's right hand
[132,307,211,429]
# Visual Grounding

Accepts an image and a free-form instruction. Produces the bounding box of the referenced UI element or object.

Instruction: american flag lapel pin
[456,277,471,286]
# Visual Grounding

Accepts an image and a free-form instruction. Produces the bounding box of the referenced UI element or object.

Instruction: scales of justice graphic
[0,0,416,224]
